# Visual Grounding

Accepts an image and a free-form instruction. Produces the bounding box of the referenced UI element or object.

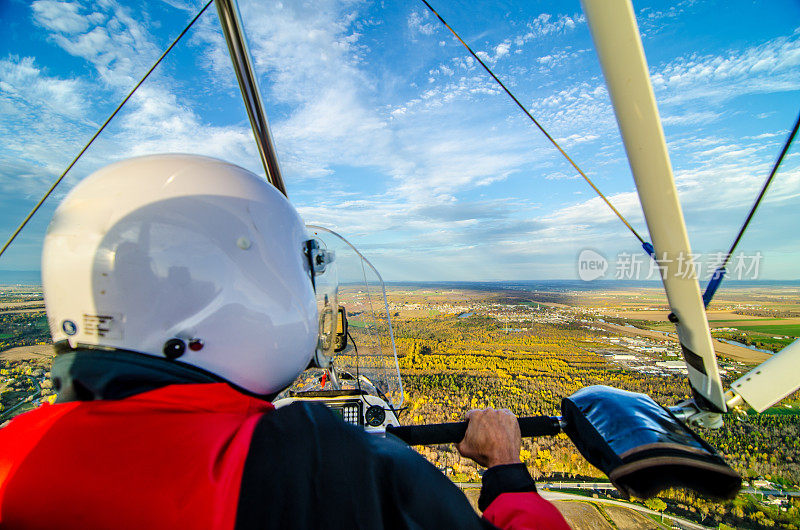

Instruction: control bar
[386,415,563,446]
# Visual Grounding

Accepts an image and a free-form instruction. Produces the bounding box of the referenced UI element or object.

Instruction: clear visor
[287,226,404,408]
[307,236,338,368]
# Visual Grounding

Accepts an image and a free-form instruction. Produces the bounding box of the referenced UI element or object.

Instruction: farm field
[550,501,614,530]
[601,503,662,529]
[724,322,800,334]
[583,285,800,358]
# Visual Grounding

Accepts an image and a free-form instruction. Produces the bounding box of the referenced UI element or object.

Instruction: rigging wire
[421,0,799,312]
[0,0,214,260]
[418,0,648,247]
[702,111,800,307]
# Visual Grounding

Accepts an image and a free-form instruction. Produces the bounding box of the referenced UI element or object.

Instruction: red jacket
[0,383,569,529]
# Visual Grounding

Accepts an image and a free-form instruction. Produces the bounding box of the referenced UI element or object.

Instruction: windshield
[298,225,403,408]
[308,236,338,368]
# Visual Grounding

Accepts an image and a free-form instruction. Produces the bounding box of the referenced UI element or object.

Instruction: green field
[708,318,771,323]
[0,333,12,339]
[748,406,800,416]
[733,324,800,336]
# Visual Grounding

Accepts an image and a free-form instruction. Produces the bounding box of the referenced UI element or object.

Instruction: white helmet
[42,154,331,395]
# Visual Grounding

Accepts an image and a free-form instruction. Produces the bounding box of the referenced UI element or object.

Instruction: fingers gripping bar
[386,416,563,446]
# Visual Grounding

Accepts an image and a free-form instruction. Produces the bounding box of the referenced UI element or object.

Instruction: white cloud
[545,172,577,181]
[31,1,91,34]
[546,191,644,230]
[476,41,512,65]
[651,32,800,104]
[536,131,800,262]
[513,13,584,48]
[408,10,436,37]
[534,47,590,73]
[0,55,96,196]
[636,0,697,36]
[529,81,616,142]
[3,0,799,279]
[159,0,199,12]
[743,132,783,141]
[494,42,510,59]
[31,0,162,89]
[520,31,800,166]
[117,86,258,169]
[0,56,87,120]
[556,133,600,145]
[1,0,241,200]
[661,110,721,126]
[201,0,548,203]
[218,1,800,273]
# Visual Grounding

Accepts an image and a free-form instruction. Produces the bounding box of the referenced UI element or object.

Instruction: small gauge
[364,405,386,427]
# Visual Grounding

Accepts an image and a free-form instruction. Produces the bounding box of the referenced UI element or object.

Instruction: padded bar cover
[561,386,741,499]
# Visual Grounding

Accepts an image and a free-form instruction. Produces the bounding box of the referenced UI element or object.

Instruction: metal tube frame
[215,0,287,196]
[581,0,726,414]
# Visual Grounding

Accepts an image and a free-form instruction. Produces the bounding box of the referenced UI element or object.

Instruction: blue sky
[1,0,799,282]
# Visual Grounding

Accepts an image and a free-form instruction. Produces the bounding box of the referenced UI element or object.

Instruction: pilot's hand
[456,408,522,468]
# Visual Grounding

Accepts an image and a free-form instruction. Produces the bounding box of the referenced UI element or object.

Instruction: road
[540,481,800,497]
[539,491,712,530]
[455,481,712,529]
[742,488,800,497]
[0,308,46,315]
[0,375,42,422]
[455,480,799,529]
[539,481,616,491]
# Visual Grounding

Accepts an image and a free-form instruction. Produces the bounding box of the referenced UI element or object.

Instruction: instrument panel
[273,390,399,433]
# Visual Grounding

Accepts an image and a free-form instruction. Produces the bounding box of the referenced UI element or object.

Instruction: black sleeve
[236,402,497,530]
[478,463,537,511]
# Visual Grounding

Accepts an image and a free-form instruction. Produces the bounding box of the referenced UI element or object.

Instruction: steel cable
[0,0,214,259]
[419,0,647,245]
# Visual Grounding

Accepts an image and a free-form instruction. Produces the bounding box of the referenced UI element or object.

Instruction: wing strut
[215,0,287,196]
[581,0,726,413]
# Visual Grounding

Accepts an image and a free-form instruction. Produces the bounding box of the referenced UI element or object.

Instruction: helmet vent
[163,338,186,359]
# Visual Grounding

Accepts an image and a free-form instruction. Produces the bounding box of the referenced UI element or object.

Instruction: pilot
[0,155,569,529]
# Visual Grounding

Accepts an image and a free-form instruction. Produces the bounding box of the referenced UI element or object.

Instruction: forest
[389,306,800,529]
[0,312,49,352]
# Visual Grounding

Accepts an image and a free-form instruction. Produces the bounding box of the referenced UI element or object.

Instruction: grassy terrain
[749,406,800,416]
[712,330,793,353]
[708,318,772,323]
[732,324,800,336]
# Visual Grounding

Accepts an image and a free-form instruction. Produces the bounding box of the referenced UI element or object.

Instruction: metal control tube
[215,0,287,196]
